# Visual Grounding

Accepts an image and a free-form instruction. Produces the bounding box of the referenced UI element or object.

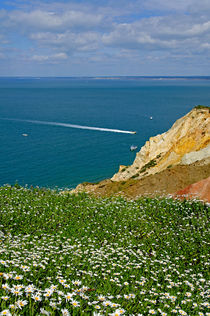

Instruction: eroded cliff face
[173,176,210,203]
[111,107,210,181]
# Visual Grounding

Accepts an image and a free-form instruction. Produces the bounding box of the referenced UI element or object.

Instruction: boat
[22,134,28,137]
[130,145,138,151]
[150,116,153,120]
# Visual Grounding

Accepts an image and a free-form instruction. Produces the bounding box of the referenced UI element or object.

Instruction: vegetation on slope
[0,185,209,315]
[194,105,210,112]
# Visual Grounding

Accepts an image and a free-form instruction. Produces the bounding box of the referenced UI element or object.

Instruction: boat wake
[1,118,136,135]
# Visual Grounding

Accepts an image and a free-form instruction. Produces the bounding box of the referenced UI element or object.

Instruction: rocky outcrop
[173,176,210,203]
[112,107,210,181]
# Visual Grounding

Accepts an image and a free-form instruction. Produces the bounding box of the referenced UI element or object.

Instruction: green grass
[194,105,209,109]
[0,185,209,315]
[194,105,210,112]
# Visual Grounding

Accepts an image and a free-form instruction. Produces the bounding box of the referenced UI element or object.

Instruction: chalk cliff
[111,107,210,181]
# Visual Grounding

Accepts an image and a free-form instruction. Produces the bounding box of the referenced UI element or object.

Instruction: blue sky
[0,0,210,76]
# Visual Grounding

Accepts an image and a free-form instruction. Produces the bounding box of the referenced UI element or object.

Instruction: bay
[0,77,209,189]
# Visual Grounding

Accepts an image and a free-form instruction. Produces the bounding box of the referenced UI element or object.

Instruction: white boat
[150,116,153,120]
[130,145,138,151]
[22,133,28,137]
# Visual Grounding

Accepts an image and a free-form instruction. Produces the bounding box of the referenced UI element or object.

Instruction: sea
[0,77,210,189]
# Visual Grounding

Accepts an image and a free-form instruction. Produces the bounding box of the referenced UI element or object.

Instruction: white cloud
[102,15,210,53]
[53,52,68,59]
[30,31,100,52]
[0,0,209,75]
[142,0,193,12]
[31,52,68,63]
[31,54,49,62]
[201,43,210,49]
[8,9,104,32]
[185,21,210,36]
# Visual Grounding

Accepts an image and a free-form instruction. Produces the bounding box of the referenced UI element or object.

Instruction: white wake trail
[2,118,136,134]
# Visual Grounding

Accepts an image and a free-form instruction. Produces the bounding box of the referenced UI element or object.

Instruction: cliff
[71,106,210,200]
[111,107,210,181]
[72,158,210,199]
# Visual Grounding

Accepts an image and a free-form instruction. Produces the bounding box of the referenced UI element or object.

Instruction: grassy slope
[0,185,209,315]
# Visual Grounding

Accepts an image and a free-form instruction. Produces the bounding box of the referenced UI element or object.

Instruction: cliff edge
[111,107,210,181]
[71,106,210,200]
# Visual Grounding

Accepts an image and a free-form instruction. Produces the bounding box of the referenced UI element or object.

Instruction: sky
[0,0,210,76]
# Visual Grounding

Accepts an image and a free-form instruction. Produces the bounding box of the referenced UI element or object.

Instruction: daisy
[14,275,23,280]
[16,300,28,309]
[111,303,119,308]
[72,300,80,307]
[61,309,70,316]
[95,305,101,309]
[25,285,36,294]
[98,295,106,301]
[65,293,74,301]
[0,311,12,316]
[44,289,53,298]
[185,292,191,297]
[2,284,10,290]
[49,302,57,308]
[129,293,136,298]
[11,288,22,296]
[59,279,66,284]
[40,308,50,315]
[1,296,9,301]
[116,309,125,314]
[32,293,42,302]
[72,280,81,286]
[103,300,111,307]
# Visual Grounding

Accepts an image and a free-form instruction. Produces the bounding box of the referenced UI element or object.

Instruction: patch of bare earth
[73,158,210,199]
[173,176,210,203]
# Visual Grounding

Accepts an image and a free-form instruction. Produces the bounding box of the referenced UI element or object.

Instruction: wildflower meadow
[0,185,209,315]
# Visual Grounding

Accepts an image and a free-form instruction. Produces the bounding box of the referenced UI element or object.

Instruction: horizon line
[0,75,210,79]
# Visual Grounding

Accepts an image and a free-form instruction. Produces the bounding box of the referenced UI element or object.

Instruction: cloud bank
[0,0,209,76]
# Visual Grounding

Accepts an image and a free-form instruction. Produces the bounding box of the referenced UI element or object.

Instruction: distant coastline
[0,76,210,80]
[91,76,210,81]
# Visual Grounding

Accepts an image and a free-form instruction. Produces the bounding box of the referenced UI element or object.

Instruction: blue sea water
[0,77,209,189]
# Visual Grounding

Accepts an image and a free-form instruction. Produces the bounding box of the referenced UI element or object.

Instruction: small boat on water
[130,145,138,151]
[150,116,153,120]
[22,133,28,137]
